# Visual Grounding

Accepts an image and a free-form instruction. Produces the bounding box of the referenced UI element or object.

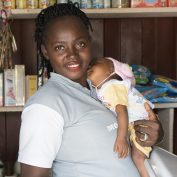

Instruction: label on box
[131,0,167,7]
[25,75,37,101]
[168,0,177,6]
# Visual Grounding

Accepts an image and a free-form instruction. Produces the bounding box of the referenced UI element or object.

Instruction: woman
[18,3,163,177]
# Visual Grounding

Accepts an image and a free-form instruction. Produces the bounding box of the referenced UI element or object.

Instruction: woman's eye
[76,42,86,49]
[55,45,65,51]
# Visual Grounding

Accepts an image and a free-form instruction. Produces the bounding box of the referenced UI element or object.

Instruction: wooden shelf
[11,7,177,19]
[0,106,23,112]
[154,103,177,109]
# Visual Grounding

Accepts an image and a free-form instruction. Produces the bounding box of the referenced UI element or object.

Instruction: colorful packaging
[136,85,168,100]
[57,0,68,3]
[11,0,15,8]
[16,0,27,8]
[152,75,177,94]
[39,0,49,8]
[92,0,104,8]
[25,75,37,101]
[131,64,152,85]
[3,0,12,10]
[4,69,16,106]
[49,0,56,5]
[80,0,92,8]
[168,0,177,6]
[131,0,167,7]
[0,0,3,8]
[104,0,111,7]
[112,0,130,7]
[150,96,177,103]
[26,0,38,8]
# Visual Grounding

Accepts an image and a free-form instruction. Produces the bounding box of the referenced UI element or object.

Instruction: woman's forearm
[20,163,51,177]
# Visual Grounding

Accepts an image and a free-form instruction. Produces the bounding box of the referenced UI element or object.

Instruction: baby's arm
[114,104,129,158]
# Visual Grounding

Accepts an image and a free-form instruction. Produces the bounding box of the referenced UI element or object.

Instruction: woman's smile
[65,61,81,71]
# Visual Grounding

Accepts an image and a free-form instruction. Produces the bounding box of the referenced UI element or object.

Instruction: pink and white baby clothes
[96,79,154,123]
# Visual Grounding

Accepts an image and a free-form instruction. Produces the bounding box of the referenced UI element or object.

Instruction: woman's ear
[41,44,49,60]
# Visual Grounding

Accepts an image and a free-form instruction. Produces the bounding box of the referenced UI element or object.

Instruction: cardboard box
[25,75,37,101]
[4,69,16,106]
[14,65,25,106]
[168,0,177,6]
[131,0,167,7]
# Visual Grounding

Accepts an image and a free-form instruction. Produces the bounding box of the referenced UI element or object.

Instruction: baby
[87,57,154,177]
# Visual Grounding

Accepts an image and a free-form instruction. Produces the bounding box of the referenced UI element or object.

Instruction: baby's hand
[114,137,129,158]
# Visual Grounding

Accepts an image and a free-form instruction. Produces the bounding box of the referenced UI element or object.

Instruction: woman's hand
[133,102,164,147]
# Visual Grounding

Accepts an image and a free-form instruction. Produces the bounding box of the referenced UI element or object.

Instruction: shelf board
[0,106,23,112]
[11,7,177,19]
[0,103,176,112]
[154,103,177,109]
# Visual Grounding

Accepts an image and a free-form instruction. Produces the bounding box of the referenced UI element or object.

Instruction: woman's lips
[66,62,81,71]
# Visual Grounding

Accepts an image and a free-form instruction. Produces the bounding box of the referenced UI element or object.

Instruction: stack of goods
[1,0,176,10]
[1,0,57,10]
[150,75,177,103]
[132,64,177,103]
[0,65,38,107]
[131,0,176,7]
[57,0,129,8]
[0,10,37,107]
[57,0,177,8]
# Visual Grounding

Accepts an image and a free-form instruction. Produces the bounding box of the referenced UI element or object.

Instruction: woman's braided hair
[35,2,93,78]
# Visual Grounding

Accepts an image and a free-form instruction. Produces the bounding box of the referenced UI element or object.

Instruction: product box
[168,0,177,6]
[0,0,3,9]
[4,69,16,106]
[25,75,37,101]
[16,0,27,8]
[131,0,167,7]
[0,72,3,106]
[112,0,130,7]
[14,65,25,106]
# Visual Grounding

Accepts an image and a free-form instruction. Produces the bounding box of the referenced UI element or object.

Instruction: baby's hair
[90,57,114,74]
[90,57,122,80]
[35,2,93,78]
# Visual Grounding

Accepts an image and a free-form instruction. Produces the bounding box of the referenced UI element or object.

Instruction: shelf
[0,106,23,112]
[154,103,177,109]
[11,7,177,19]
[0,103,176,112]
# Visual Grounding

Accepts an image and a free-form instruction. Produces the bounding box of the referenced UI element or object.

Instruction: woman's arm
[20,164,50,177]
[18,104,64,177]
[133,102,164,147]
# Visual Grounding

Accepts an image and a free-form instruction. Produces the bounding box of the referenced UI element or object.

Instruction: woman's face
[42,16,92,86]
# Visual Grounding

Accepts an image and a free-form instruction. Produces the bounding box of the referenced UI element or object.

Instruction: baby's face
[87,63,109,87]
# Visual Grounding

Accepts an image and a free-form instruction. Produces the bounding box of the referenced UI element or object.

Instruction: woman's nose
[67,46,77,59]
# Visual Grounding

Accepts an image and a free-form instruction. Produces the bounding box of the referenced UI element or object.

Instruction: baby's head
[87,57,135,87]
[87,57,118,87]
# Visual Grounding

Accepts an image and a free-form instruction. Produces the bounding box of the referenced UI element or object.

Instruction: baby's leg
[131,143,150,177]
